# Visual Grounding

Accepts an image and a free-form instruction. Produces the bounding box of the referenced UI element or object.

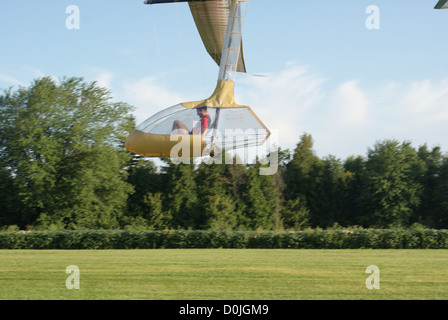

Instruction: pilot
[172,106,211,135]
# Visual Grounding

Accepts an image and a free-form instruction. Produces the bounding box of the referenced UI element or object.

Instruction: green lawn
[0,249,447,300]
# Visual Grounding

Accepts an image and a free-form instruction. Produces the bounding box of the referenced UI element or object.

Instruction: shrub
[0,229,447,249]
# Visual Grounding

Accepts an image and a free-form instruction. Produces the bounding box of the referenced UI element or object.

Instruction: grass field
[1,249,447,300]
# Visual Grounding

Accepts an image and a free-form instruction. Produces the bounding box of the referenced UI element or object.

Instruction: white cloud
[21,66,46,80]
[236,63,326,151]
[0,67,58,89]
[322,79,448,158]
[120,76,184,125]
[0,73,26,87]
[236,64,448,159]
[383,79,448,149]
[84,67,115,90]
[80,69,186,126]
[331,80,370,127]
[397,79,448,125]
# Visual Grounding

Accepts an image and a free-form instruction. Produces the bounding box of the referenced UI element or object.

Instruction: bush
[0,229,447,249]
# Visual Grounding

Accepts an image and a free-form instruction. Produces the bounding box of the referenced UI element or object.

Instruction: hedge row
[1,229,448,249]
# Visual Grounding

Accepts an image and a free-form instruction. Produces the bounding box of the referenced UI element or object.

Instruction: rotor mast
[217,0,248,82]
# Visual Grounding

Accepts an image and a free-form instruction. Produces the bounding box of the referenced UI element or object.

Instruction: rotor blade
[435,0,448,9]
[189,0,246,73]
[144,0,211,4]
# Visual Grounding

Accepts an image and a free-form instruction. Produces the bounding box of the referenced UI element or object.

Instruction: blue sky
[1,1,448,160]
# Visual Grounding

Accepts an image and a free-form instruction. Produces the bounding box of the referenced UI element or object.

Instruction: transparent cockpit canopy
[205,107,269,150]
[134,103,269,152]
[136,104,195,134]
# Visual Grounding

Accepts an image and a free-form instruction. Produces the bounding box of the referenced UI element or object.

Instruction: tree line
[1,77,447,231]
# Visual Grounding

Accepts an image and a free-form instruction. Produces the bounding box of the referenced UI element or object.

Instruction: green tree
[123,156,172,230]
[416,147,448,229]
[242,163,278,230]
[0,166,21,227]
[415,145,445,227]
[359,140,424,228]
[143,192,172,229]
[202,193,238,230]
[281,197,310,229]
[283,133,324,227]
[162,160,199,229]
[196,159,239,230]
[0,77,134,229]
[222,156,250,228]
[284,133,321,201]
[125,156,162,217]
[343,155,367,226]
[432,157,448,228]
[312,155,354,227]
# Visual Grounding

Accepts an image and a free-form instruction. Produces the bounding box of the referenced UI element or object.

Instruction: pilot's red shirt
[192,113,211,134]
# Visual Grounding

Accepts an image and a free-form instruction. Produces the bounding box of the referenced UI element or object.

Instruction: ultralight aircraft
[125,0,270,158]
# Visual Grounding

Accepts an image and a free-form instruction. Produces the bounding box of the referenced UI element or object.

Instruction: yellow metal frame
[181,80,246,109]
[125,130,206,158]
